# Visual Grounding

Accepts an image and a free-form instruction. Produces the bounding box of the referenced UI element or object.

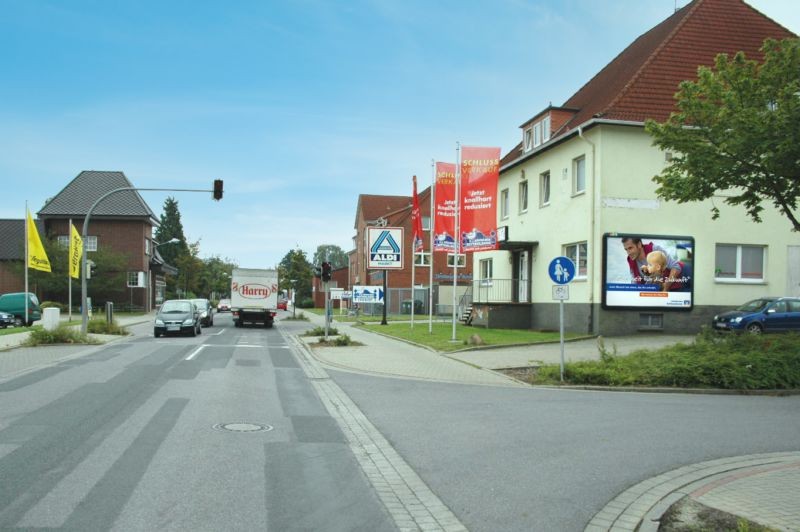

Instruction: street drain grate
[212,422,273,433]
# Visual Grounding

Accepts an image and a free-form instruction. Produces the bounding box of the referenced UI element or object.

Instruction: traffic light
[213,179,224,201]
[321,262,332,282]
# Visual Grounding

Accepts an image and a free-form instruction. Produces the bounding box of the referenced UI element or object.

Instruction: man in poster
[622,237,686,291]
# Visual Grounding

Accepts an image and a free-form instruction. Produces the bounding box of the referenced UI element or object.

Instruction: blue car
[712,297,800,333]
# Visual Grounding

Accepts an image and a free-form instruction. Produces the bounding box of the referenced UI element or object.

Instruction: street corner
[585,452,800,532]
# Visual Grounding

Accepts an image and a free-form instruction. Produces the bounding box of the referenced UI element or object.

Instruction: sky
[1,0,798,268]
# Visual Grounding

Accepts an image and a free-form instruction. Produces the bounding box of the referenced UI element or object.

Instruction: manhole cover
[212,422,273,433]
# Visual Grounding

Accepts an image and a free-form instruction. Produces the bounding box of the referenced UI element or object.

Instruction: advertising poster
[602,233,694,309]
[433,162,456,252]
[460,146,501,252]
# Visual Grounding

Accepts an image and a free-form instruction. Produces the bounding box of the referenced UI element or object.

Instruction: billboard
[602,233,694,310]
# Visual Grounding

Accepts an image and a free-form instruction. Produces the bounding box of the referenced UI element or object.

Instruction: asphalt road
[0,313,393,531]
[330,370,800,531]
[3,313,799,531]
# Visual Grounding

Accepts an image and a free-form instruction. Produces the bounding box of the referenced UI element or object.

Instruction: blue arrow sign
[548,256,575,285]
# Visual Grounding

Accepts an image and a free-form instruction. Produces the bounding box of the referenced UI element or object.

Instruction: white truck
[230,268,279,328]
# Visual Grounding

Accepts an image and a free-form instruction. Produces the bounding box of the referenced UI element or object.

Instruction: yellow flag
[27,210,51,272]
[69,223,83,279]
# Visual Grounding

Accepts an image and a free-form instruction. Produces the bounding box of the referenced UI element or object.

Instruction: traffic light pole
[80,185,221,334]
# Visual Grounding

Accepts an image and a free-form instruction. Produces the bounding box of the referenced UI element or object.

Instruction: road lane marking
[209,329,225,336]
[185,345,207,361]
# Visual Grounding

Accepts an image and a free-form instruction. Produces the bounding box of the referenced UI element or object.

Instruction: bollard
[42,307,60,331]
[106,301,114,323]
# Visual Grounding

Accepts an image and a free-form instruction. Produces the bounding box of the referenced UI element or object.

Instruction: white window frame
[523,127,533,152]
[714,244,766,283]
[519,180,528,213]
[414,252,431,266]
[145,238,151,256]
[541,115,551,143]
[500,188,509,219]
[539,171,550,207]
[573,156,586,195]
[563,241,588,279]
[533,122,542,147]
[479,258,493,286]
[127,271,145,288]
[85,236,98,252]
[422,216,431,231]
[57,235,70,247]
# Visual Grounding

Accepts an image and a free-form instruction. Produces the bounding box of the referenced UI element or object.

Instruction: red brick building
[349,189,475,314]
[0,171,176,311]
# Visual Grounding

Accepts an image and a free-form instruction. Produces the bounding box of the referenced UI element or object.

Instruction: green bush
[24,325,97,346]
[303,326,339,337]
[298,298,315,309]
[87,319,129,335]
[284,312,309,321]
[40,301,67,311]
[534,330,800,390]
[333,334,353,346]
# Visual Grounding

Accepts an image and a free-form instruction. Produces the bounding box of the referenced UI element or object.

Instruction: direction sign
[352,285,385,303]
[367,227,404,269]
[548,256,575,285]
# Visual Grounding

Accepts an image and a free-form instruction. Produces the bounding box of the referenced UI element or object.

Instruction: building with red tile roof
[478,0,798,334]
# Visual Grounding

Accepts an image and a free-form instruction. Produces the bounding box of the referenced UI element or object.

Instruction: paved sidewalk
[585,452,800,532]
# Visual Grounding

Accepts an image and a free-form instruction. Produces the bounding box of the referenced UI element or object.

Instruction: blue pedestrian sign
[548,256,575,285]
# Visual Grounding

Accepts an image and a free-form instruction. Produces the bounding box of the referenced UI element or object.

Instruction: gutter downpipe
[578,126,597,335]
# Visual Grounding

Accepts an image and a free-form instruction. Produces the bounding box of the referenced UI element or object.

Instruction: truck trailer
[230,268,279,328]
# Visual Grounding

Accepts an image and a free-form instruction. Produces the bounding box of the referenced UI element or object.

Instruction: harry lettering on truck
[230,268,279,328]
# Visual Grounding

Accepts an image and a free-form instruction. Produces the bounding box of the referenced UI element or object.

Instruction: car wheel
[189,325,197,337]
[13,317,23,327]
[746,322,763,334]
[197,324,202,335]
[154,329,161,338]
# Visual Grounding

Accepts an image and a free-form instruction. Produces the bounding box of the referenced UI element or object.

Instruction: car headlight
[734,317,743,323]
[201,311,208,318]
[183,318,195,325]
[155,319,164,326]
[713,315,718,321]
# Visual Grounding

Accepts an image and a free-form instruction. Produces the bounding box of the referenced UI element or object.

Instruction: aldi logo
[367,227,404,269]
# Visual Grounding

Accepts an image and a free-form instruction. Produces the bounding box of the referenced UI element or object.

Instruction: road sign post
[549,257,576,382]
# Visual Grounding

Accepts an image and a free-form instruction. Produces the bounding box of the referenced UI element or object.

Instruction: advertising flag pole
[24,202,29,327]
[451,143,460,342]
[429,159,435,334]
[68,218,72,322]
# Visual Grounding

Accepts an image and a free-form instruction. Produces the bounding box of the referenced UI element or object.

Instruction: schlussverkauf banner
[433,162,456,252]
[460,146,500,252]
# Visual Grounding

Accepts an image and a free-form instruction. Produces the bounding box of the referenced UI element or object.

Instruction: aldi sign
[367,227,404,269]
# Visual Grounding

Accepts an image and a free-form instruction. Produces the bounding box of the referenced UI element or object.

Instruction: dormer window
[523,115,552,152]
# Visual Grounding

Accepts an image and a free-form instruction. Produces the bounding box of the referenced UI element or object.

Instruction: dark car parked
[154,299,202,337]
[0,311,14,328]
[192,298,214,327]
[712,297,800,333]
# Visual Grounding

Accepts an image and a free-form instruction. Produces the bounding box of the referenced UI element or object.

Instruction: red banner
[460,146,501,252]
[433,162,456,252]
[411,175,424,252]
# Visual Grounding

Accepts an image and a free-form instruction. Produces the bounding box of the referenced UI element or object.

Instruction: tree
[645,38,800,231]
[312,245,348,269]
[196,255,237,301]
[154,197,192,297]
[278,249,313,304]
[154,197,189,265]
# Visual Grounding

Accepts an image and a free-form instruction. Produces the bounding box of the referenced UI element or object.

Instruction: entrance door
[518,251,529,302]
[788,246,800,297]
